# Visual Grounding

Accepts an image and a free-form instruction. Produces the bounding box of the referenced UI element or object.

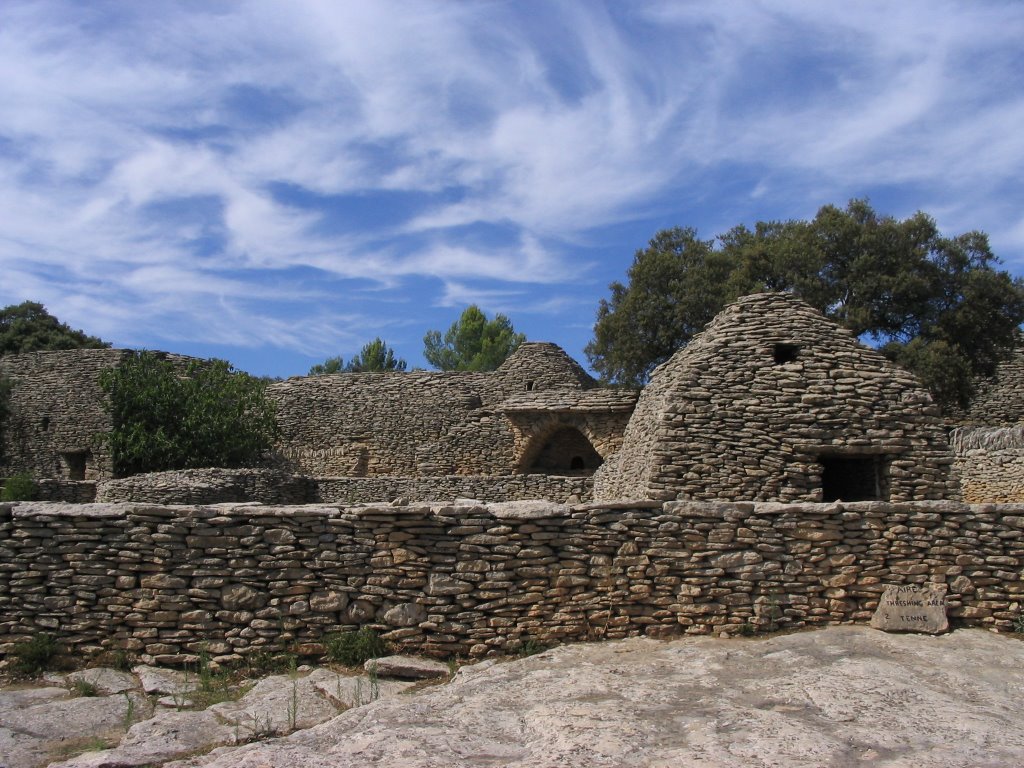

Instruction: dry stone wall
[0,349,126,480]
[2,499,1021,665]
[268,342,629,479]
[952,427,1024,503]
[313,474,591,504]
[96,468,312,505]
[84,468,592,505]
[595,293,959,503]
[960,343,1024,426]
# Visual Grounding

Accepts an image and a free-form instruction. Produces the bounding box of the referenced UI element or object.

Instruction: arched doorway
[523,426,603,475]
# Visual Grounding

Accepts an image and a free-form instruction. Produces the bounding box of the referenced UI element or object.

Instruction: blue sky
[2,1,1023,378]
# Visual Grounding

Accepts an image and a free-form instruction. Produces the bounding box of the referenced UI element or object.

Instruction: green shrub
[1,472,37,501]
[324,629,387,666]
[99,351,278,477]
[11,633,59,674]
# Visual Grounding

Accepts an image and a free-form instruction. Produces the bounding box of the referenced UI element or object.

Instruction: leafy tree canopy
[423,305,526,371]
[309,356,344,376]
[99,351,278,477]
[309,338,407,375]
[0,301,110,355]
[585,200,1024,410]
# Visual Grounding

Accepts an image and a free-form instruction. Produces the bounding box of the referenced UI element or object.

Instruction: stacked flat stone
[951,426,1024,503]
[96,468,312,505]
[268,342,627,479]
[0,349,126,479]
[594,293,959,502]
[959,342,1024,426]
[1,499,1022,665]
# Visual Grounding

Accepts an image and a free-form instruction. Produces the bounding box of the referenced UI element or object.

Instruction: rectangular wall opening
[819,455,887,502]
[61,451,90,481]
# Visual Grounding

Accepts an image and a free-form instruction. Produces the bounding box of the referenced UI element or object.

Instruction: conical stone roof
[593,293,959,503]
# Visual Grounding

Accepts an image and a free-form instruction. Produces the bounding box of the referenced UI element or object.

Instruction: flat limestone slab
[65,667,139,695]
[132,665,197,696]
[309,668,415,708]
[367,655,450,680]
[167,626,1024,768]
[208,672,341,736]
[870,583,948,633]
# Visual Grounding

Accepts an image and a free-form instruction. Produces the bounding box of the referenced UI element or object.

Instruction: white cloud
[0,0,1021,371]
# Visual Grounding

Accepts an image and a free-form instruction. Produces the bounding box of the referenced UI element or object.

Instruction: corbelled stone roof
[593,292,958,503]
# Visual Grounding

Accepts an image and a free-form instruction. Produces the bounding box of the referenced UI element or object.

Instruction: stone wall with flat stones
[91,468,592,505]
[267,342,635,479]
[959,343,1024,426]
[2,499,1021,666]
[312,474,592,504]
[0,349,127,480]
[951,427,1024,503]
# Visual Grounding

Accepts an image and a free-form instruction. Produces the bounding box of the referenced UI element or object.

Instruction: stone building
[268,342,637,479]
[0,343,637,494]
[593,293,960,503]
[0,349,126,480]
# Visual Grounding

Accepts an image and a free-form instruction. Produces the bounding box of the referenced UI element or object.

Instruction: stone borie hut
[593,293,960,502]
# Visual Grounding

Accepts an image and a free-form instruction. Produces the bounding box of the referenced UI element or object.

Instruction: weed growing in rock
[72,679,100,697]
[516,639,547,657]
[367,661,380,701]
[324,629,386,666]
[11,633,59,675]
[287,680,299,731]
[108,648,133,672]
[1014,612,1024,635]
[246,649,299,675]
[123,693,136,729]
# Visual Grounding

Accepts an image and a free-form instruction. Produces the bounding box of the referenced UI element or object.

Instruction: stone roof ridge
[497,341,597,389]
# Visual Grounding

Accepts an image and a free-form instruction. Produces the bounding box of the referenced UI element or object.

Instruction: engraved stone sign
[870,584,948,634]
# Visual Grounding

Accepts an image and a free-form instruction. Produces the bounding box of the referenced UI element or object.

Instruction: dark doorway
[62,451,90,481]
[820,455,886,502]
[526,427,603,475]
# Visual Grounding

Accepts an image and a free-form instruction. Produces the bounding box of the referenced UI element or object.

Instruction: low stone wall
[1,500,1021,666]
[951,426,1024,503]
[35,479,97,503]
[312,474,592,504]
[91,469,590,506]
[955,451,1024,503]
[96,468,312,505]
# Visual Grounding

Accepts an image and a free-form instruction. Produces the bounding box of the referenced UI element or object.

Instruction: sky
[2,1,1023,379]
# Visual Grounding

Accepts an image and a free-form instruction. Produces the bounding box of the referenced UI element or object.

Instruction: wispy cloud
[0,0,1021,375]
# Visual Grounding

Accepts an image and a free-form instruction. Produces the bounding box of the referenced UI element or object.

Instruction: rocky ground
[3,626,1024,767]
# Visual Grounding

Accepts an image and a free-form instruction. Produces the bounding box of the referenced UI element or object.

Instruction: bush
[99,351,278,476]
[1,472,37,501]
[11,633,59,674]
[324,629,387,666]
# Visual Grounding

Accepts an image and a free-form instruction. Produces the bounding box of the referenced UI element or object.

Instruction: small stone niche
[772,343,801,364]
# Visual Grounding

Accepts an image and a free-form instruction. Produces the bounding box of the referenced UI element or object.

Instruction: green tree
[423,305,526,371]
[586,200,1024,410]
[309,356,344,376]
[346,338,407,372]
[309,338,407,375]
[0,301,109,355]
[99,351,278,477]
[585,227,737,385]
